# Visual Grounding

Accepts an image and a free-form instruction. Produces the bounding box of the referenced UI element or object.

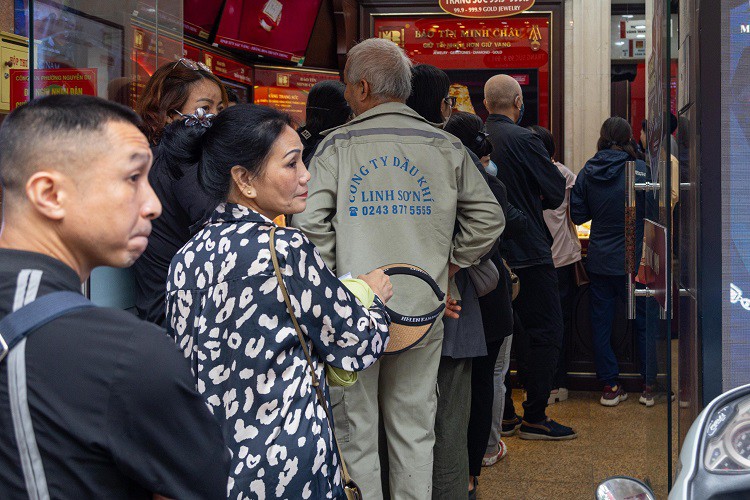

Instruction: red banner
[183,44,201,62]
[215,0,322,63]
[253,67,340,124]
[439,0,535,19]
[203,51,252,85]
[9,68,98,110]
[183,0,224,41]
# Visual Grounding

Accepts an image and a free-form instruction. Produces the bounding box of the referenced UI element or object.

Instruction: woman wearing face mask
[164,104,393,498]
[406,67,510,499]
[132,59,228,326]
[444,111,527,495]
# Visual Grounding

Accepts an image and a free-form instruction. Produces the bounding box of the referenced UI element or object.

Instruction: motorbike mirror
[595,476,656,500]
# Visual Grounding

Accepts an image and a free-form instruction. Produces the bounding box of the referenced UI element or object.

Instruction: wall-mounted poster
[9,67,97,110]
[253,66,339,125]
[374,14,551,128]
[215,0,323,64]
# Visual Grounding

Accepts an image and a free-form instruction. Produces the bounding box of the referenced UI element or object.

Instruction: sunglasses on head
[172,57,212,74]
[443,96,457,108]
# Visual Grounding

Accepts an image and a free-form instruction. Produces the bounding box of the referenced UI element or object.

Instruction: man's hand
[359,269,394,303]
[444,291,461,319]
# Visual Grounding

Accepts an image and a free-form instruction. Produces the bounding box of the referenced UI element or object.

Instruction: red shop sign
[375,16,549,70]
[439,0,535,19]
[253,67,340,124]
[9,68,98,111]
[203,51,252,84]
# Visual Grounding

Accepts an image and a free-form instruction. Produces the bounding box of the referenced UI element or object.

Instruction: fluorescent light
[635,25,646,29]
[615,41,625,46]
[622,15,634,18]
[636,34,646,38]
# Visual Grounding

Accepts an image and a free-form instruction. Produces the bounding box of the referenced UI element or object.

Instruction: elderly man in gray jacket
[293,38,503,499]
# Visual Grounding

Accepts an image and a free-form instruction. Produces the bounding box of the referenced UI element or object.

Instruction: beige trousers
[331,333,443,500]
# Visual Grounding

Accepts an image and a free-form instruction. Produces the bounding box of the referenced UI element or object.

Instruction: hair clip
[174,108,215,128]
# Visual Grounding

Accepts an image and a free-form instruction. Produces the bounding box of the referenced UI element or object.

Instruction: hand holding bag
[268,227,363,500]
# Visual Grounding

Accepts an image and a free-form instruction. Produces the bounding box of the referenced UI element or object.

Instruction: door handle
[625,160,662,319]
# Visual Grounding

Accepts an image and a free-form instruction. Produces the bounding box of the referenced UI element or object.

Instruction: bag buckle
[0,332,8,363]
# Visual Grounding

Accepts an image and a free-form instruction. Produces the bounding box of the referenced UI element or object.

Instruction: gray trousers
[487,334,514,454]
[331,334,442,500]
[432,356,472,499]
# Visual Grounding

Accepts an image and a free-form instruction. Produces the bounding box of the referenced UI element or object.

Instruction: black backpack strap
[0,291,93,362]
[1,290,94,500]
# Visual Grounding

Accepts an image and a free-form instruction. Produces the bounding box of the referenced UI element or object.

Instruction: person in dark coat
[483,74,576,440]
[296,80,352,167]
[570,116,658,407]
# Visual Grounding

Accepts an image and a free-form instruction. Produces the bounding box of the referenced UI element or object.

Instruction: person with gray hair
[293,38,504,498]
[343,37,412,107]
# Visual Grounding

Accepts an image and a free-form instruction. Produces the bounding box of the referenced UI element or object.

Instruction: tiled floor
[476,389,674,499]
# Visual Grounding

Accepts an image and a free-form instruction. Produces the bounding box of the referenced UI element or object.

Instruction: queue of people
[0,36,657,499]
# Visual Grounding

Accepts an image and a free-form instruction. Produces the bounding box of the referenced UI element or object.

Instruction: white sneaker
[481,440,508,467]
[548,387,569,405]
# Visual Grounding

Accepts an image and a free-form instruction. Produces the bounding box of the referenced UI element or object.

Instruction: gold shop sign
[439,0,535,19]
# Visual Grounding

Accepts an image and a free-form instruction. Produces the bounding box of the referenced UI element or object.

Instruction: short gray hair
[345,38,412,101]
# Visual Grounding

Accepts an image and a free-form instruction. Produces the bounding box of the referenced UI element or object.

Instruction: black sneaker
[519,418,578,441]
[501,415,522,436]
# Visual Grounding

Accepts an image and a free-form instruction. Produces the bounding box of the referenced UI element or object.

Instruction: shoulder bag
[268,227,363,500]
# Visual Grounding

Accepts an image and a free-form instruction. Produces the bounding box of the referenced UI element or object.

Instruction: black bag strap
[0,291,94,362]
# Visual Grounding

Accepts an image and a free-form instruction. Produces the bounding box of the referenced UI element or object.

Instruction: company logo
[741,24,750,34]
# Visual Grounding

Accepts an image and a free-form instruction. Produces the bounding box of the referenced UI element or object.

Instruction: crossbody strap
[268,227,356,487]
[1,290,94,500]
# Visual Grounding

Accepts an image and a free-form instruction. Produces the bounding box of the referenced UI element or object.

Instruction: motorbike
[596,383,750,499]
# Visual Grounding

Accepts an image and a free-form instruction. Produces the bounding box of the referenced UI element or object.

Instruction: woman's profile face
[177,78,224,117]
[248,126,310,219]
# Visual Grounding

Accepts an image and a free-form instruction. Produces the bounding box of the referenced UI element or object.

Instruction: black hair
[0,95,141,193]
[597,116,638,159]
[406,64,451,124]
[444,111,493,159]
[527,125,555,158]
[225,86,240,104]
[304,80,351,134]
[157,104,293,202]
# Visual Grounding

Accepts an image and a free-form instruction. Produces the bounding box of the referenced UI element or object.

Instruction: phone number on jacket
[349,204,432,217]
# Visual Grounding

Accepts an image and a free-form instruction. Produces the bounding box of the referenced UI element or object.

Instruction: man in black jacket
[0,95,229,499]
[484,74,577,440]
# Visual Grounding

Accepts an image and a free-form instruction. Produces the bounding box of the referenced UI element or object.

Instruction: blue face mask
[485,160,498,177]
[516,103,525,125]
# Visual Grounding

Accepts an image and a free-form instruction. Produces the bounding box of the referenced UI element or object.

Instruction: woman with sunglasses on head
[132,59,228,326]
[162,104,392,498]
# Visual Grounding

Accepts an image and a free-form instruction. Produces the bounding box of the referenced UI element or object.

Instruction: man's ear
[231,165,256,199]
[25,170,68,221]
[483,98,489,111]
[359,80,370,102]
